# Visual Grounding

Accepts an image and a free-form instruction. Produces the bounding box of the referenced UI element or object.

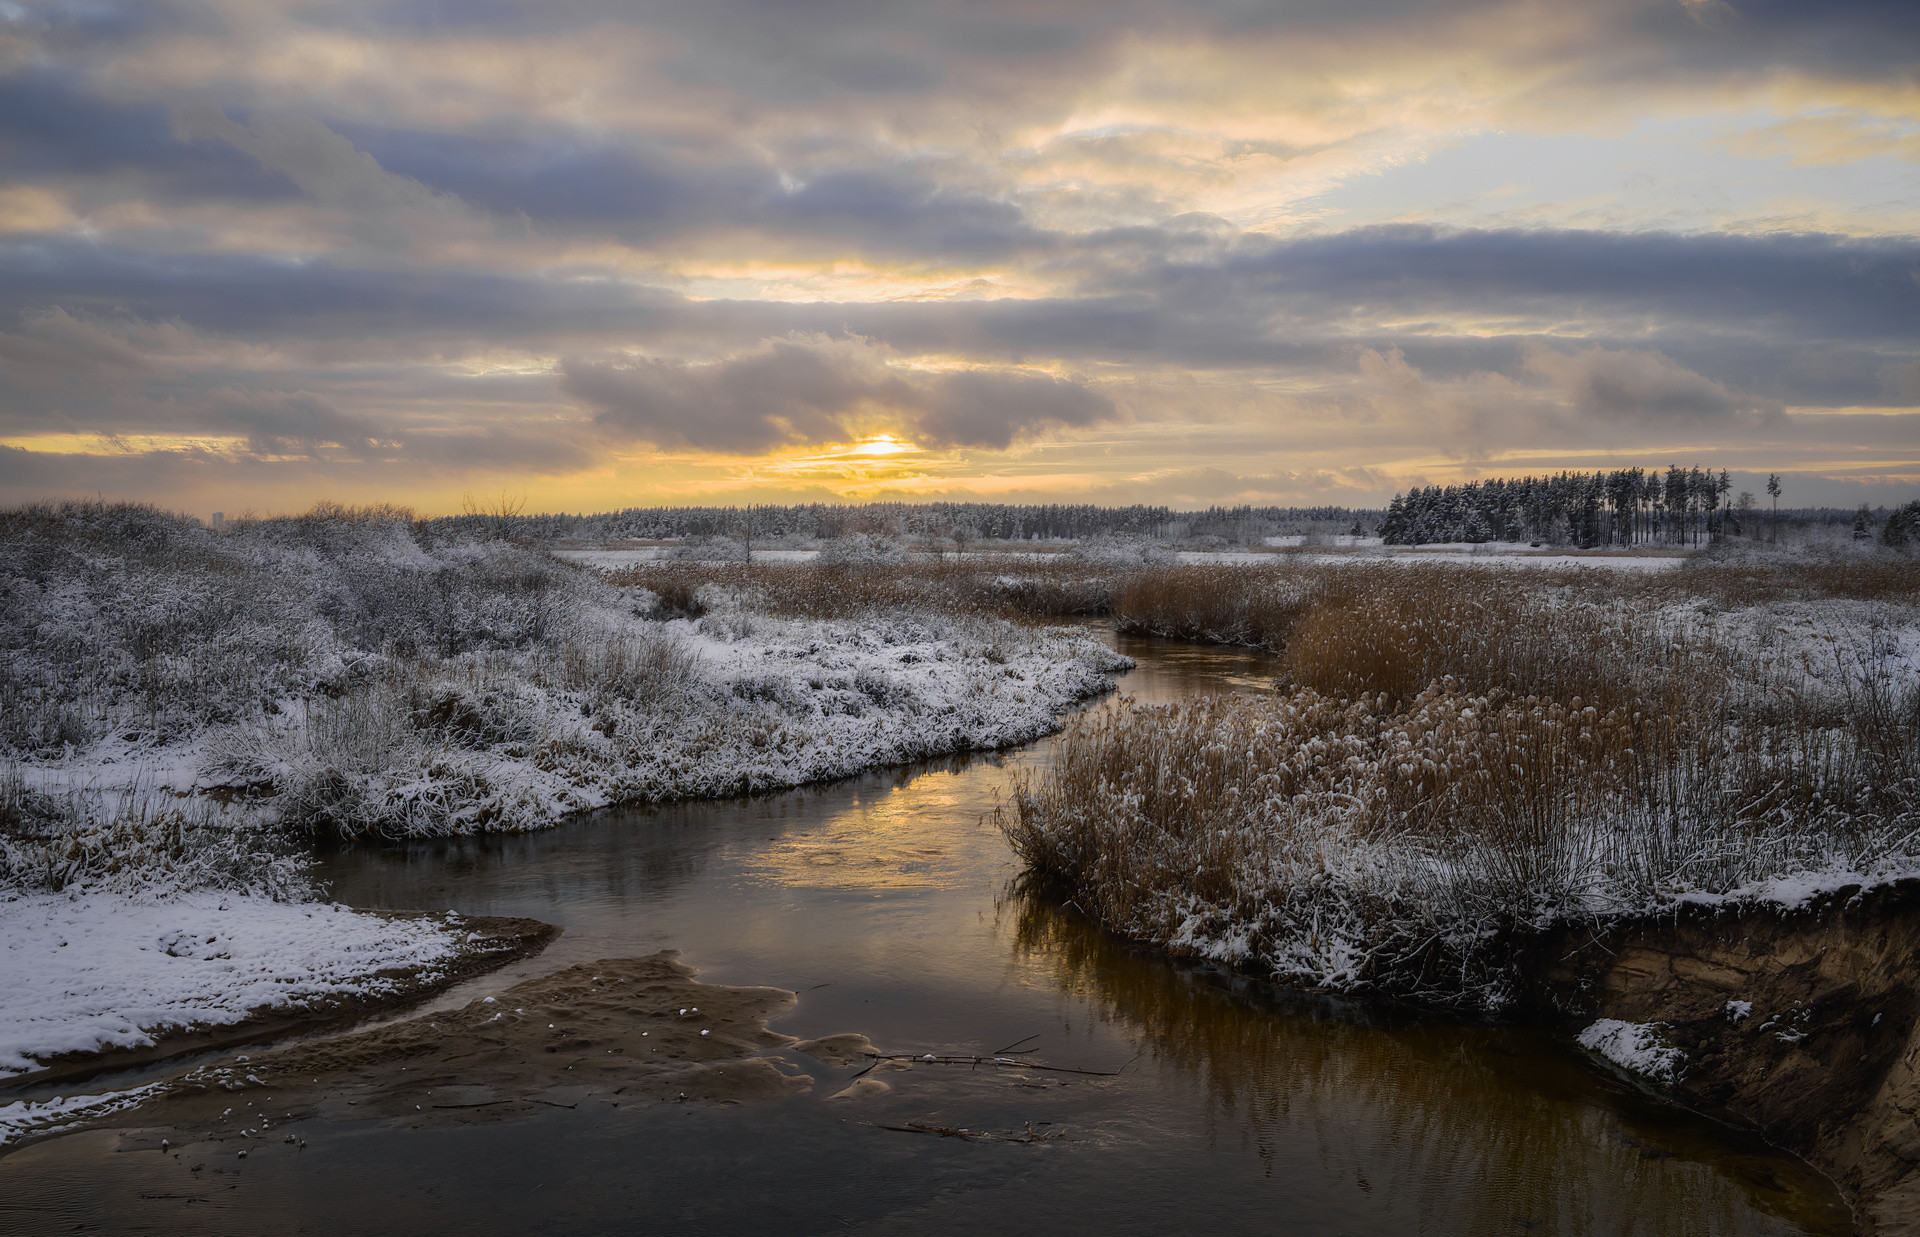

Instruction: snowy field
[556,543,1687,572]
[0,893,464,1082]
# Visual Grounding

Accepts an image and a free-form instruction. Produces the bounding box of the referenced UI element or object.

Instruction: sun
[847,434,915,457]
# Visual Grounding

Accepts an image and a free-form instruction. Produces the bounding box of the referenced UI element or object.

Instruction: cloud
[562,337,1115,453]
[0,69,297,201]
[1524,346,1773,423]
[194,387,384,455]
[3,0,1917,513]
[916,369,1114,448]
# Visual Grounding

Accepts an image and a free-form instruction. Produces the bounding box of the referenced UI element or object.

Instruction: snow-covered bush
[1068,537,1176,567]
[2,501,1132,846]
[1886,501,1920,553]
[818,532,906,567]
[664,535,749,562]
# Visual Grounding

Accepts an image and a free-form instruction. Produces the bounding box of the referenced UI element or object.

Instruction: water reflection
[1002,887,1853,1237]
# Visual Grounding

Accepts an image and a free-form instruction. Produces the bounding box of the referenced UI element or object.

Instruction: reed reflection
[1002,883,1852,1237]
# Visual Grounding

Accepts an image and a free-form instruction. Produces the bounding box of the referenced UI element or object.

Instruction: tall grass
[0,772,311,900]
[610,558,1120,623]
[1004,563,1920,1009]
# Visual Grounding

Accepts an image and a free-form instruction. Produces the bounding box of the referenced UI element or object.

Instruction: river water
[0,634,1854,1235]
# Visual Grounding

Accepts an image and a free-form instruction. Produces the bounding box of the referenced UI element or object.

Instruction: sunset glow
[0,0,1913,515]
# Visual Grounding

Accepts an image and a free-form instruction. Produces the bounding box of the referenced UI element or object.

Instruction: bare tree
[463,490,527,541]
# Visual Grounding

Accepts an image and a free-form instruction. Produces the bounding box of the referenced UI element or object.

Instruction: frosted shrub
[818,533,906,567]
[5,501,1132,843]
[1068,537,1176,567]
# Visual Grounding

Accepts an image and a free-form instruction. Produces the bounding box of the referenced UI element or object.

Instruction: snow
[0,891,464,1079]
[1306,548,1684,571]
[181,598,1131,836]
[1578,1019,1685,1083]
[3,513,1130,841]
[0,1081,169,1149]
[552,540,1685,572]
[552,547,670,568]
[553,547,823,567]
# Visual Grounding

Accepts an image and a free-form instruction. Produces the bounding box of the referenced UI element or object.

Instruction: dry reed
[1004,563,1920,1008]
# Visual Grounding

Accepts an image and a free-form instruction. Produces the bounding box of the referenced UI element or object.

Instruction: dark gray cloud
[916,370,1114,448]
[322,122,1048,256]
[0,70,298,200]
[1523,346,1777,423]
[195,388,384,455]
[329,0,1920,88]
[328,123,775,230]
[1629,0,1920,82]
[4,226,1915,421]
[0,240,677,338]
[562,338,1115,453]
[564,339,914,453]
[1090,226,1920,346]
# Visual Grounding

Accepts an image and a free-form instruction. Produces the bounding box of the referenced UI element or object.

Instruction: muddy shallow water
[0,633,1855,1236]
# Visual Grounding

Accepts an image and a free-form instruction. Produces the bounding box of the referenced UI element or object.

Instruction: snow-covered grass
[0,775,309,900]
[0,504,1147,1096]
[1,501,1130,844]
[0,891,465,1080]
[1003,562,1920,1010]
[202,593,1127,837]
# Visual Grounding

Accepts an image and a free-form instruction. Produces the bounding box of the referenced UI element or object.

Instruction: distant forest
[1377,467,1874,547]
[409,484,1901,549]
[424,502,1372,544]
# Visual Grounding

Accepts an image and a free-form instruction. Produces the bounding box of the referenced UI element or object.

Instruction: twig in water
[430,1100,511,1110]
[864,1053,1121,1077]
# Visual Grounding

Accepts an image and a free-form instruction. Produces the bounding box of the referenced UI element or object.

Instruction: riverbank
[0,629,1861,1235]
[1003,558,1919,1228]
[0,901,557,1093]
[1526,878,1920,1233]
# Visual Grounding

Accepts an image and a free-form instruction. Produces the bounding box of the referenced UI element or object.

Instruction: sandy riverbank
[1,912,557,1095]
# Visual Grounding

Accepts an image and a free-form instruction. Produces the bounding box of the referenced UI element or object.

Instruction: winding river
[0,633,1854,1235]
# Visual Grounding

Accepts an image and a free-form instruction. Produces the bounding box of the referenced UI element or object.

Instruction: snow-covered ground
[168,598,1132,837]
[0,891,463,1082]
[553,546,674,568]
[1323,546,1685,571]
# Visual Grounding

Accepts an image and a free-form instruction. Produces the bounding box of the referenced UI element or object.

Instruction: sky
[0,0,1916,517]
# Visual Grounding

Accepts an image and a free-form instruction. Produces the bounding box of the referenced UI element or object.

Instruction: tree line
[425,501,1372,545]
[1379,467,1766,547]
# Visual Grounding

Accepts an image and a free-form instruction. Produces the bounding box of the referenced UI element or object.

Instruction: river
[0,632,1853,1235]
